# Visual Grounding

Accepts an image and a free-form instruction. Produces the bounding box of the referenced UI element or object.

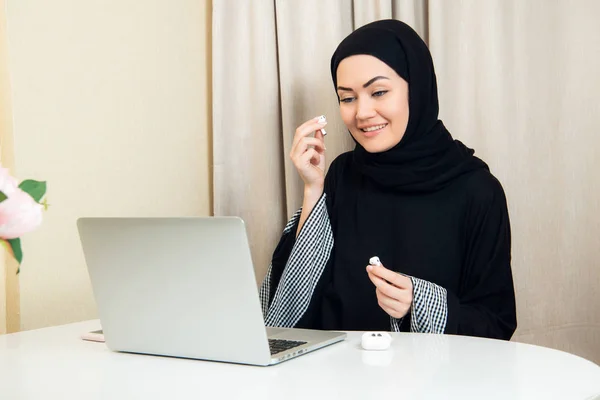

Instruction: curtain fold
[212,0,600,362]
[212,1,287,282]
[274,0,353,215]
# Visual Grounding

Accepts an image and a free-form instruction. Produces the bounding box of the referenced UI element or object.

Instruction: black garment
[267,20,517,339]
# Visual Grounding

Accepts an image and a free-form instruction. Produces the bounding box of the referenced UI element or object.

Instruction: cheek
[384,99,409,130]
[339,105,356,127]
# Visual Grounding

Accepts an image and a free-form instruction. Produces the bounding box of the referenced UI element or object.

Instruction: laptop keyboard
[268,339,307,355]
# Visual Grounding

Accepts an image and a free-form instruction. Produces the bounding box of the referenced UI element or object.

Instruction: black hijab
[330,19,488,193]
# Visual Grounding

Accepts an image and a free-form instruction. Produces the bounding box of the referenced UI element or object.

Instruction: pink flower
[0,167,19,196]
[0,168,43,240]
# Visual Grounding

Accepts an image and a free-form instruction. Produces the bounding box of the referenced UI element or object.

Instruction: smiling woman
[260,19,517,339]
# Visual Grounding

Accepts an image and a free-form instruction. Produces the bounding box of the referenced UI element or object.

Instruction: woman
[260,19,517,339]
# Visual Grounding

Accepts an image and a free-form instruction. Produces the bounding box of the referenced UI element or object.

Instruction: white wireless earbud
[317,115,327,136]
[369,256,381,266]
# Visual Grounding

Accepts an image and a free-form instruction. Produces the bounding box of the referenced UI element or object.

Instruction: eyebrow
[337,76,390,91]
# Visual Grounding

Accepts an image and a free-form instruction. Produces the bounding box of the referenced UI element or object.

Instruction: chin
[355,138,395,154]
[351,128,401,154]
[361,144,390,153]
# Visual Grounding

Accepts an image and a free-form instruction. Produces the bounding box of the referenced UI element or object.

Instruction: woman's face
[336,55,409,153]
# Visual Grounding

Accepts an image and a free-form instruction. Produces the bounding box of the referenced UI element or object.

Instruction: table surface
[1,320,599,400]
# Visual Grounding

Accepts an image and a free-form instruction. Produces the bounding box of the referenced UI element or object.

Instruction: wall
[0,0,6,335]
[0,0,18,334]
[3,0,212,331]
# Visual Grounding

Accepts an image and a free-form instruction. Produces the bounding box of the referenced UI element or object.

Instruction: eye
[373,90,388,97]
[340,97,355,103]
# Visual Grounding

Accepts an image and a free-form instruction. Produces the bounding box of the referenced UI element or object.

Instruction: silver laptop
[77,217,346,366]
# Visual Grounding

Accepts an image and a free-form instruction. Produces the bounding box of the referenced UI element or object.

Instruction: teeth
[362,124,386,132]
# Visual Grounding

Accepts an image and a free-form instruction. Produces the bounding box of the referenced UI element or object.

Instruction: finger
[315,128,326,141]
[376,289,401,310]
[376,294,405,319]
[376,289,411,318]
[299,146,321,166]
[313,131,327,158]
[292,124,327,150]
[367,271,405,300]
[301,115,327,131]
[376,286,412,307]
[310,149,320,165]
[299,148,320,167]
[367,264,411,289]
[314,130,326,168]
[292,137,326,155]
[378,302,407,319]
[292,119,328,147]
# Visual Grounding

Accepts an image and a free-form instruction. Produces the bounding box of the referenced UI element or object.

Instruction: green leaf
[1,238,23,274]
[8,237,22,263]
[19,180,47,202]
[0,190,6,203]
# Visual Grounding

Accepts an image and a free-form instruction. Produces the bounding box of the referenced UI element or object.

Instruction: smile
[360,124,387,133]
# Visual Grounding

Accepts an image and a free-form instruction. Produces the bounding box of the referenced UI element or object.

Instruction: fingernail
[367,265,373,272]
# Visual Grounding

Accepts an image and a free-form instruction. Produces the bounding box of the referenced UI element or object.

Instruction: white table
[1,320,599,399]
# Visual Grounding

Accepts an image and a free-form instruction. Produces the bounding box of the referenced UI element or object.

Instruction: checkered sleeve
[258,208,302,317]
[408,277,448,334]
[259,194,333,328]
[390,316,404,332]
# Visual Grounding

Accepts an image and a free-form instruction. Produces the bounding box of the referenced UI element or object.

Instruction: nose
[355,97,377,121]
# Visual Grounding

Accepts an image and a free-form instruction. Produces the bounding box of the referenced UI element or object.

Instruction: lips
[360,124,388,132]
[358,123,388,138]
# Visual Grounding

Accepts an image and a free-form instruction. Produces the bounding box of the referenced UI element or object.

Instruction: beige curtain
[428,0,600,362]
[213,0,600,363]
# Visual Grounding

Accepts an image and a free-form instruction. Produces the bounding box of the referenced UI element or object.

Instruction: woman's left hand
[366,262,413,319]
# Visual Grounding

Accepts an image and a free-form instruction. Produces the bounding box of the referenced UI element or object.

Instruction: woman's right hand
[289,116,327,191]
